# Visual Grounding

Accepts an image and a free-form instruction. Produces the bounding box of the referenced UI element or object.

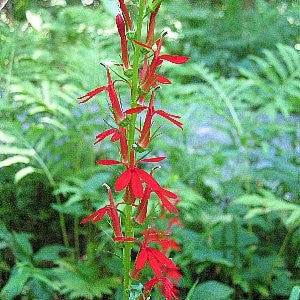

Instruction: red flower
[117,0,133,30]
[146,4,160,47]
[96,150,166,199]
[143,276,179,300]
[125,91,183,150]
[78,67,126,124]
[135,184,179,224]
[94,127,128,162]
[80,185,123,237]
[134,36,190,92]
[141,226,182,255]
[116,14,130,69]
[114,234,179,279]
[78,86,107,104]
[114,152,165,199]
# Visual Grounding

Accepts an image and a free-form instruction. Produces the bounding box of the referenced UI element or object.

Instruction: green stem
[18,134,70,248]
[74,216,80,259]
[123,1,144,299]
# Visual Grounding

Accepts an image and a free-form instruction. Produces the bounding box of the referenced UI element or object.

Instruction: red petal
[160,188,178,199]
[108,208,123,237]
[159,54,190,64]
[80,207,107,224]
[156,191,179,214]
[92,208,109,223]
[96,159,122,165]
[148,252,162,276]
[144,277,159,292]
[115,168,131,191]
[124,106,147,115]
[156,74,172,84]
[135,188,151,224]
[131,172,144,198]
[133,40,153,50]
[135,168,161,190]
[78,86,107,103]
[156,110,183,130]
[94,129,115,145]
[135,248,148,270]
[149,248,178,269]
[140,156,167,163]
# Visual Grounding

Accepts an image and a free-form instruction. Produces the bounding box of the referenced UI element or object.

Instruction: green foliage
[240,44,300,117]
[0,0,299,299]
[192,280,234,300]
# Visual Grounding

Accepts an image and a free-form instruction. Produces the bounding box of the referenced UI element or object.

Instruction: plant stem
[123,1,144,299]
[74,216,80,259]
[17,134,70,248]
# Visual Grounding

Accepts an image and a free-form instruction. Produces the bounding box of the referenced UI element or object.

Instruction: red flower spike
[80,185,123,237]
[78,86,107,104]
[117,0,133,30]
[116,14,130,69]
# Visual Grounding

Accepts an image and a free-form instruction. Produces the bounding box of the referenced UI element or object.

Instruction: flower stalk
[78,0,189,298]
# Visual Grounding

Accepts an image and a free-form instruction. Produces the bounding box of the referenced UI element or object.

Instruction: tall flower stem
[123,1,145,299]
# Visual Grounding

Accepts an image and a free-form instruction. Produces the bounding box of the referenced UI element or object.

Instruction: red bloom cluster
[78,1,189,299]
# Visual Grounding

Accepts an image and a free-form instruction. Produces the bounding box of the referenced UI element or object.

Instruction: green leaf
[289,286,300,300]
[192,281,234,300]
[0,266,31,300]
[34,245,67,263]
[11,232,33,261]
[15,166,39,183]
[185,279,199,300]
[0,155,30,167]
[0,146,35,156]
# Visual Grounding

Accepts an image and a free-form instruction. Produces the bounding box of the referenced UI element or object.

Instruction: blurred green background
[0,0,299,299]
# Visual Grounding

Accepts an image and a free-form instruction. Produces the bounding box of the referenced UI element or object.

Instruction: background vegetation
[0,0,299,299]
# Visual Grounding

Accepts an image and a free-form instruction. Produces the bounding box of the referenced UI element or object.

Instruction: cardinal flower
[78,67,126,124]
[125,91,183,150]
[117,0,132,30]
[114,233,179,279]
[94,127,128,162]
[134,36,190,92]
[116,14,130,69]
[141,226,182,255]
[146,3,160,47]
[80,184,123,237]
[135,180,179,224]
[96,150,167,199]
[143,276,179,300]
